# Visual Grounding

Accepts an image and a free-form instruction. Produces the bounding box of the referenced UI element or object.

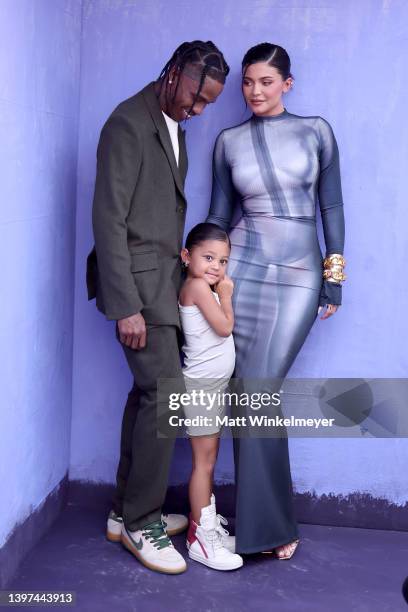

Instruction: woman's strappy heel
[261,539,300,560]
[274,539,300,560]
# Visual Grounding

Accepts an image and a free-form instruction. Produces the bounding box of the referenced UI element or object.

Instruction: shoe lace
[205,526,224,552]
[215,514,230,539]
[142,520,172,550]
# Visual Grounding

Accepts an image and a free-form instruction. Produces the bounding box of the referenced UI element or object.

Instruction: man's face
[166,67,224,122]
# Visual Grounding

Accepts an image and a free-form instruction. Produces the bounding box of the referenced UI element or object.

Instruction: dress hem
[236,530,299,555]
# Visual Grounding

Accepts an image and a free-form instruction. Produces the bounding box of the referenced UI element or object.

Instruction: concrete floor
[9,502,408,612]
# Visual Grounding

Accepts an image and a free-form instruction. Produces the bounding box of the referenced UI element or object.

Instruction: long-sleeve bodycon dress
[206,109,345,554]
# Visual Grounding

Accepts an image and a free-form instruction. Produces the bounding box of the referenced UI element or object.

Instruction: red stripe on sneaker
[187,519,208,559]
[195,535,208,559]
[187,520,197,546]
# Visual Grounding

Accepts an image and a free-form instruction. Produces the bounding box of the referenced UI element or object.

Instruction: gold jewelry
[323,269,347,283]
[323,254,346,268]
[323,253,346,284]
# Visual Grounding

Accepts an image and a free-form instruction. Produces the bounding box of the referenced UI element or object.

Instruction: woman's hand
[318,304,339,319]
[215,275,234,300]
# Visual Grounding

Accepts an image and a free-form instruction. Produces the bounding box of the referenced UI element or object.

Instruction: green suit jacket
[86,82,188,326]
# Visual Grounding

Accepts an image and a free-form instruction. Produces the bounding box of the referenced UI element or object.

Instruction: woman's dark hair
[158,41,230,116]
[185,222,231,251]
[242,43,293,80]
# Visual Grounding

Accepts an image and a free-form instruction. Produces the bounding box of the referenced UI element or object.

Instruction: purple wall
[0,0,82,547]
[70,0,408,508]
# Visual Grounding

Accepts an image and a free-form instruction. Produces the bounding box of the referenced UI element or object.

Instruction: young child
[178,223,243,571]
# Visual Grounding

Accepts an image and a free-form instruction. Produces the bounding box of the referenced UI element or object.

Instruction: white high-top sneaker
[121,519,187,574]
[186,502,243,571]
[106,510,188,541]
[209,494,236,553]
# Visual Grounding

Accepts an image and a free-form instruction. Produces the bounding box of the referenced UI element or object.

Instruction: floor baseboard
[0,475,68,588]
[67,480,408,531]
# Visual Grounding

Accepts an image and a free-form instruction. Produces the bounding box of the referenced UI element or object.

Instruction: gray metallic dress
[207,109,345,554]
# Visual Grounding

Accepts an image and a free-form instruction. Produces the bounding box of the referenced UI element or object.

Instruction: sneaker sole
[163,523,188,537]
[106,529,121,543]
[121,532,187,575]
[188,549,243,571]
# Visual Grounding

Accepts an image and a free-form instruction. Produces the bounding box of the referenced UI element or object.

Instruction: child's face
[181,239,230,286]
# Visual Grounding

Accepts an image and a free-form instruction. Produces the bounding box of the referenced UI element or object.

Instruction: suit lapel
[142,82,186,200]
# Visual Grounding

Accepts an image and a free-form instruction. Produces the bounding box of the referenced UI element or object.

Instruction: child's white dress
[179,291,235,436]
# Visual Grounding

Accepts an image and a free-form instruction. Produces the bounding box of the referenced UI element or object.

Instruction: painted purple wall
[70,0,408,508]
[0,0,82,548]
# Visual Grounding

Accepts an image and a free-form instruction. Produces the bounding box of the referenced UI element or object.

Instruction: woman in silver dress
[207,43,346,558]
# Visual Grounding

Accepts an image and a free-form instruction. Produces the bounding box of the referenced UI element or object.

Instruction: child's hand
[215,275,234,299]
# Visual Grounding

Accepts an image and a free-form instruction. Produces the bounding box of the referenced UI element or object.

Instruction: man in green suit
[87,41,229,574]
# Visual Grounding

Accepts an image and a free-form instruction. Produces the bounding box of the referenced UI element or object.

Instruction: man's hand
[117,312,146,349]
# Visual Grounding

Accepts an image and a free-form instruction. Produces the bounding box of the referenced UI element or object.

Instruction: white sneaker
[106,510,123,542]
[121,520,187,574]
[209,494,236,553]
[162,512,189,536]
[106,510,188,541]
[186,502,243,571]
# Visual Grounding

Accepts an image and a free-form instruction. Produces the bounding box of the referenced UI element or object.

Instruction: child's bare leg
[189,434,220,524]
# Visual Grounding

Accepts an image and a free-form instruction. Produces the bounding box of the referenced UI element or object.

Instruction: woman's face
[242,62,292,117]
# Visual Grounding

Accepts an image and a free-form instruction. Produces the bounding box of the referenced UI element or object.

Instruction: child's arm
[187,278,234,337]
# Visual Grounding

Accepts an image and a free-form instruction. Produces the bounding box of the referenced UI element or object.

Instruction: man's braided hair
[158,40,230,116]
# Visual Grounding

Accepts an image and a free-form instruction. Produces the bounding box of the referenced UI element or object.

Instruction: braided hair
[157,40,230,117]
